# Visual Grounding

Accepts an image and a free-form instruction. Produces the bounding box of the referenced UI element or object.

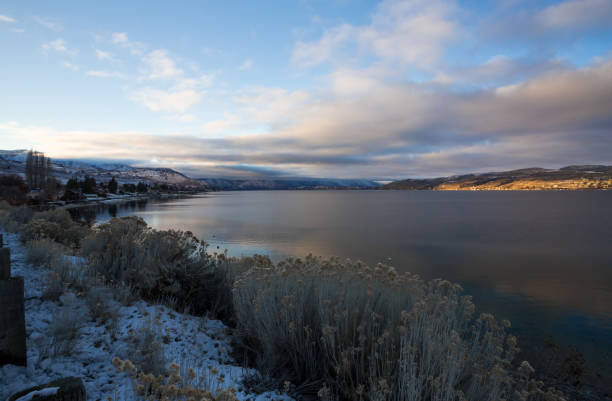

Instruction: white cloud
[42,38,70,53]
[144,49,183,80]
[95,49,114,61]
[293,24,354,67]
[166,114,199,122]
[86,70,126,78]
[111,32,129,44]
[132,88,203,113]
[110,32,145,55]
[172,74,214,90]
[33,16,63,31]
[62,61,80,71]
[238,59,253,70]
[535,0,612,30]
[0,14,16,23]
[292,0,457,70]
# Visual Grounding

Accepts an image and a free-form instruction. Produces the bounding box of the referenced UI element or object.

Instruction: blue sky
[1,0,611,179]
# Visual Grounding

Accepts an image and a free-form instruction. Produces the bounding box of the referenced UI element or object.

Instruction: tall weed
[232,255,565,401]
[83,216,233,318]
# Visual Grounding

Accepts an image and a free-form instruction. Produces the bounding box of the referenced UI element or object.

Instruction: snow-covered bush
[83,216,233,318]
[123,315,168,376]
[112,357,239,401]
[232,255,566,401]
[25,238,67,268]
[0,204,32,232]
[42,304,83,358]
[85,286,120,323]
[20,208,89,248]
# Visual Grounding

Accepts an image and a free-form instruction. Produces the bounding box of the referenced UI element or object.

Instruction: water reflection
[77,190,612,373]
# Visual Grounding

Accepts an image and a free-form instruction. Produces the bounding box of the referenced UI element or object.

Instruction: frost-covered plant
[112,357,239,401]
[232,255,566,401]
[0,204,32,232]
[41,301,83,357]
[20,208,89,248]
[83,216,233,318]
[41,256,88,301]
[25,238,67,268]
[86,285,120,322]
[124,314,168,376]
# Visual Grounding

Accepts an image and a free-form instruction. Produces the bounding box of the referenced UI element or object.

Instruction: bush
[25,239,67,268]
[83,216,232,318]
[0,174,27,205]
[40,300,83,358]
[20,208,89,248]
[0,205,33,232]
[41,257,87,302]
[123,314,168,376]
[232,255,565,401]
[85,286,120,322]
[112,357,239,401]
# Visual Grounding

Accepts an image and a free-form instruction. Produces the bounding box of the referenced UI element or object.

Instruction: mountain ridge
[382,165,612,190]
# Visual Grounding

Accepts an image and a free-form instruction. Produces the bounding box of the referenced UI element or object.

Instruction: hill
[0,149,207,189]
[197,177,380,190]
[382,165,612,190]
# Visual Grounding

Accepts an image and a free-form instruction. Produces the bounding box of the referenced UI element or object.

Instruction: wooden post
[0,247,10,280]
[0,244,27,367]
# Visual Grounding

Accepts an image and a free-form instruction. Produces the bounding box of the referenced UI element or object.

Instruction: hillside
[197,177,380,190]
[0,150,206,189]
[383,165,612,190]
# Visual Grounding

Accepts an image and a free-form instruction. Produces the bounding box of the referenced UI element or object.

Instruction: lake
[80,190,612,374]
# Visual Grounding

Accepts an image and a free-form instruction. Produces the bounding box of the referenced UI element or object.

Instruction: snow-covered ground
[0,232,291,401]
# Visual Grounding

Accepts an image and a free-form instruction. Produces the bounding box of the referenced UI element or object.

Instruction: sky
[1,0,612,179]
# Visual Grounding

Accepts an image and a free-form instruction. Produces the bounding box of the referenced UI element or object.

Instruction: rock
[9,377,86,401]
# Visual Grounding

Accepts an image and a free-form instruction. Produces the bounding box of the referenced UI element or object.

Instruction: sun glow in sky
[1,0,612,179]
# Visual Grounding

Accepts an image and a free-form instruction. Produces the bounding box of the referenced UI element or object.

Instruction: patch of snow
[0,231,292,401]
[14,386,59,401]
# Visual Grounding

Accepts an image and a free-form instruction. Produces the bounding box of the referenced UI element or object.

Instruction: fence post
[0,242,27,367]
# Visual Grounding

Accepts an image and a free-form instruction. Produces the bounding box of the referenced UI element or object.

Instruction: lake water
[81,190,612,374]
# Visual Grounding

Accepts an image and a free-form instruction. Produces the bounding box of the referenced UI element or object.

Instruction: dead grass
[232,255,567,401]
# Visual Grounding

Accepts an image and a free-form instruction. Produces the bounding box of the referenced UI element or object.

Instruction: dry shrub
[83,216,233,318]
[86,286,120,322]
[112,357,239,401]
[20,208,89,248]
[40,300,83,358]
[0,204,32,232]
[124,315,168,376]
[232,255,566,401]
[25,238,67,268]
[41,257,87,302]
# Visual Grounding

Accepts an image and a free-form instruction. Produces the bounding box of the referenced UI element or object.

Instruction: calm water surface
[84,190,612,371]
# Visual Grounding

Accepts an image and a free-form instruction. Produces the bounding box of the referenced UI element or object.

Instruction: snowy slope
[0,150,205,188]
[0,232,291,401]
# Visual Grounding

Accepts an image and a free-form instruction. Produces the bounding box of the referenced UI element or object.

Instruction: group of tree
[25,150,58,196]
[121,182,149,193]
[66,176,98,194]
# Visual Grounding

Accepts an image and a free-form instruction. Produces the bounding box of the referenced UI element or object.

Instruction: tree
[137,181,148,193]
[25,150,34,187]
[108,177,118,194]
[81,176,97,193]
[66,177,80,191]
